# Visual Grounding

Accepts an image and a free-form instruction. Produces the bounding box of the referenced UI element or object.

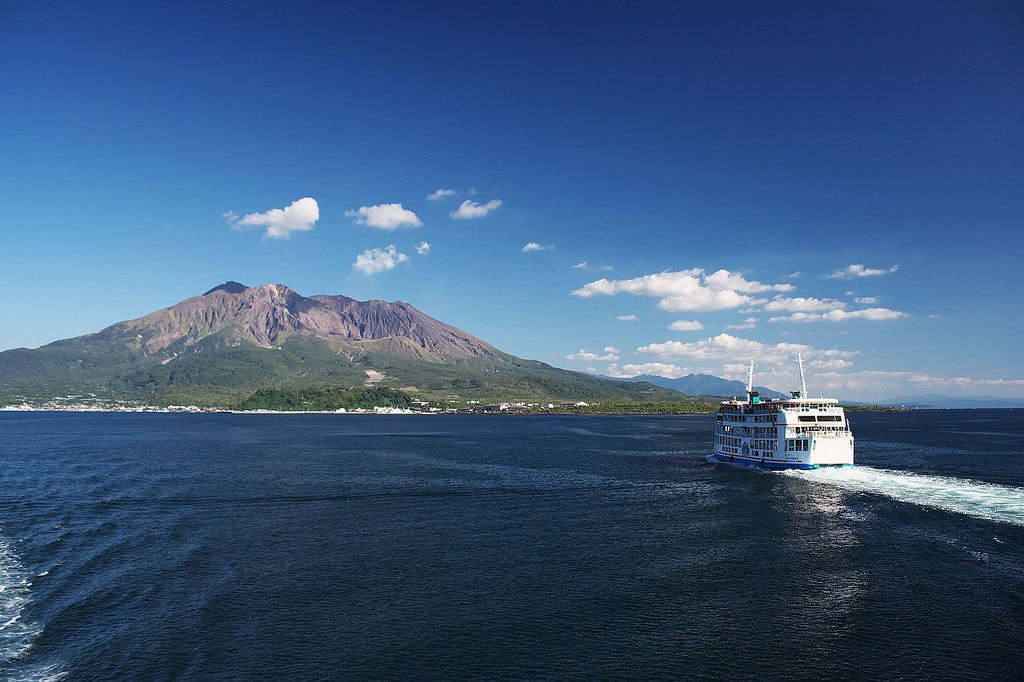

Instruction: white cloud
[352,244,409,275]
[907,375,1024,388]
[808,358,854,370]
[450,198,502,219]
[769,307,907,323]
[854,296,879,304]
[415,241,431,255]
[427,188,456,201]
[806,370,1024,401]
[232,197,320,240]
[572,261,612,271]
[346,203,422,230]
[616,314,638,321]
[808,370,913,399]
[572,268,793,312]
[763,296,845,313]
[566,346,620,362]
[605,362,688,379]
[782,271,802,278]
[703,269,793,294]
[668,320,703,331]
[829,263,899,278]
[522,242,555,253]
[725,317,759,330]
[636,333,857,365]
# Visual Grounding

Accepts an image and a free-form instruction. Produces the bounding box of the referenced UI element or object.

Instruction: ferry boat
[713,355,853,469]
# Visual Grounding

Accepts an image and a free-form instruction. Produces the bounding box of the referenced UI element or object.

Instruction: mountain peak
[203,281,250,295]
[124,282,501,359]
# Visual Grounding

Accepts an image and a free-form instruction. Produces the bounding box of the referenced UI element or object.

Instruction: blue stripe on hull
[712,453,853,470]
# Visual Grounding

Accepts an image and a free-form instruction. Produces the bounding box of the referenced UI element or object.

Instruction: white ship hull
[712,389,854,470]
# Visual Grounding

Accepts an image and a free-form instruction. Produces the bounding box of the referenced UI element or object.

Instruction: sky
[1,0,1022,401]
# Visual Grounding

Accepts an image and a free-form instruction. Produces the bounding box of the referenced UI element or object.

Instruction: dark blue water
[1,410,1022,679]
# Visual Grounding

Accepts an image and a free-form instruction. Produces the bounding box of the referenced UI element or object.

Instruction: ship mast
[746,360,754,402]
[797,353,807,398]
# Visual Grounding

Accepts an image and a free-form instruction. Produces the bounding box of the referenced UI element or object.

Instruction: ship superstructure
[712,356,854,469]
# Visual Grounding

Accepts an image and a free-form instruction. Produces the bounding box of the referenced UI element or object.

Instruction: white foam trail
[0,536,38,666]
[783,466,1024,526]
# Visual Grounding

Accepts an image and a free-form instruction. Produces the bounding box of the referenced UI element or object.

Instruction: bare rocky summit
[107,282,498,361]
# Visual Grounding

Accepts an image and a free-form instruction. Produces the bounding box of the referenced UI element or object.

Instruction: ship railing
[785,428,851,438]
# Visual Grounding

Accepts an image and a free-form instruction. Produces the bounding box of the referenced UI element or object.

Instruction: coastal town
[0,395,593,414]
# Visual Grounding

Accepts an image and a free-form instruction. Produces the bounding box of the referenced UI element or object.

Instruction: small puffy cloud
[606,362,688,379]
[450,199,502,219]
[704,269,794,294]
[829,263,899,279]
[572,261,611,271]
[668,320,703,331]
[346,203,422,230]
[572,268,792,312]
[415,241,431,255]
[427,188,456,201]
[769,307,907,323]
[725,317,759,330]
[854,296,879,304]
[353,244,409,275]
[522,242,555,253]
[808,358,854,370]
[763,296,846,313]
[782,271,801,278]
[616,314,638,321]
[232,197,320,240]
[566,346,620,362]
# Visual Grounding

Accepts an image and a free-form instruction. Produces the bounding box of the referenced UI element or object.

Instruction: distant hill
[880,394,1024,409]
[611,373,789,399]
[0,282,685,407]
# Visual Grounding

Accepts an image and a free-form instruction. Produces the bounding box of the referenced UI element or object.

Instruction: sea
[0,409,1022,680]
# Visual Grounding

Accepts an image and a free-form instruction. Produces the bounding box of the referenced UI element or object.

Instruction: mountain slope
[0,282,683,407]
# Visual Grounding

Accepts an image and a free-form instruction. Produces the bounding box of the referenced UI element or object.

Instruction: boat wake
[782,466,1024,526]
[0,535,38,664]
[0,533,65,680]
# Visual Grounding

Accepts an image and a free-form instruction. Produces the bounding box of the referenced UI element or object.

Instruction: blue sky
[1,0,1022,401]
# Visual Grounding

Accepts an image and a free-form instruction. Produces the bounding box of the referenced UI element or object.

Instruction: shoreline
[0,404,721,416]
[0,405,953,416]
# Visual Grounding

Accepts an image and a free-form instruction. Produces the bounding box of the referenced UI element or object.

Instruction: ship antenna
[746,359,754,396]
[797,353,807,398]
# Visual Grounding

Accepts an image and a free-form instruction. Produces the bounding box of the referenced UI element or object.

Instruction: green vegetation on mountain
[236,386,414,412]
